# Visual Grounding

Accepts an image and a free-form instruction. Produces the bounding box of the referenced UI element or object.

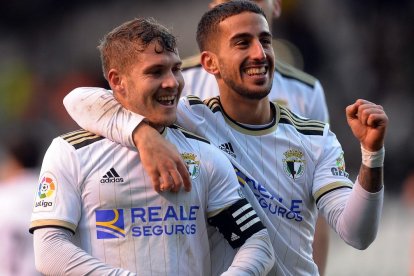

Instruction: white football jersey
[30,126,243,275]
[181,55,329,123]
[177,96,353,275]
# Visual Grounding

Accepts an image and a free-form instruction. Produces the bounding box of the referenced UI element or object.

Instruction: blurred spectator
[0,129,41,276]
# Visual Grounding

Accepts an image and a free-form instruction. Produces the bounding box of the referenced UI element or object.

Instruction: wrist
[361,145,385,168]
[132,120,151,148]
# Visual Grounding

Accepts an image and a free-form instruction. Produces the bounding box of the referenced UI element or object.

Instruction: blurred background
[0,0,413,275]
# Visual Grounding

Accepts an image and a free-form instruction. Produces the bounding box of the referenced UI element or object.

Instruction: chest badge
[283,149,306,179]
[181,152,200,180]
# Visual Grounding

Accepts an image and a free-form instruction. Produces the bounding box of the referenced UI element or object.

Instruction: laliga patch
[33,172,57,212]
[181,152,200,180]
[283,149,306,179]
[331,151,350,178]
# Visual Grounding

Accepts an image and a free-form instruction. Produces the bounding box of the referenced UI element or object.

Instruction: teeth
[158,95,175,101]
[157,95,176,105]
[245,67,266,76]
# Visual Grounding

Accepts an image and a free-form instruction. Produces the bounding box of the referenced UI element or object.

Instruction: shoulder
[168,124,210,144]
[277,104,326,136]
[180,95,222,113]
[274,60,317,89]
[182,54,202,71]
[59,129,105,150]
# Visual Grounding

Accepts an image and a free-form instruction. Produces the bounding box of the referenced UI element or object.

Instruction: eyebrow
[142,60,182,72]
[229,31,272,44]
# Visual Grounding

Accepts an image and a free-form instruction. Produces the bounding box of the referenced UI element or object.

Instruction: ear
[273,0,282,18]
[107,69,126,99]
[200,51,220,76]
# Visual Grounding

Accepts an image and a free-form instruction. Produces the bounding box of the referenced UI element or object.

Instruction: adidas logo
[100,168,124,183]
[219,142,236,158]
[230,232,240,241]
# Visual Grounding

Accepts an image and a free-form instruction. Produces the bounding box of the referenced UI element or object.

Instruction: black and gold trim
[205,97,279,136]
[204,96,222,114]
[169,124,210,144]
[187,95,204,106]
[314,181,353,205]
[278,105,325,136]
[60,129,104,150]
[29,219,77,234]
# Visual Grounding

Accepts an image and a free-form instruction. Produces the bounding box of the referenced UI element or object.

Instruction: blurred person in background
[0,129,41,276]
[63,1,388,275]
[181,0,330,274]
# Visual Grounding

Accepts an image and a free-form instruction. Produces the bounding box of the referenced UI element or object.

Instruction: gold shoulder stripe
[170,124,210,144]
[275,60,316,88]
[29,219,77,234]
[182,54,201,70]
[278,105,325,135]
[314,182,353,205]
[60,129,89,140]
[60,129,104,150]
[204,96,222,113]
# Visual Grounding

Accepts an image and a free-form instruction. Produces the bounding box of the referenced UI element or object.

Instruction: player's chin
[159,115,177,127]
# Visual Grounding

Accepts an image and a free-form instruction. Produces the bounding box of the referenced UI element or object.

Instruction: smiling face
[109,41,184,131]
[212,11,275,100]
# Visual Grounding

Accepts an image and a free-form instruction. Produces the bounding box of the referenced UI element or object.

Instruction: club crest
[181,152,200,180]
[283,149,305,179]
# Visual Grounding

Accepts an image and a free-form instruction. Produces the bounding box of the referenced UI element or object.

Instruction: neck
[219,92,272,125]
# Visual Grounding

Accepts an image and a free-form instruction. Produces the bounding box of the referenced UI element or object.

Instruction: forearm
[34,228,136,276]
[320,180,383,250]
[222,229,275,276]
[63,87,143,147]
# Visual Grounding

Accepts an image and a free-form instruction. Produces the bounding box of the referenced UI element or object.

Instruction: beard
[222,76,272,100]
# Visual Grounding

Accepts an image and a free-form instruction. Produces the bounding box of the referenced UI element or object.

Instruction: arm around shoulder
[63,87,145,147]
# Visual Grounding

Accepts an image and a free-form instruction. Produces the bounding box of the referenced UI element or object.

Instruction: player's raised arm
[63,87,191,192]
[346,99,387,193]
[317,99,387,250]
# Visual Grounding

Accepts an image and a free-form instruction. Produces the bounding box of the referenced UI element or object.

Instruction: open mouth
[157,95,176,106]
[244,66,268,76]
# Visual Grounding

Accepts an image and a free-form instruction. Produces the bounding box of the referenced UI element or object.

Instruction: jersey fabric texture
[30,126,243,275]
[177,96,353,275]
[181,52,329,123]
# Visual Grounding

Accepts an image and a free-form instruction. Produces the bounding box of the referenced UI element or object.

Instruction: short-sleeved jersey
[181,54,329,123]
[177,96,353,275]
[30,126,243,275]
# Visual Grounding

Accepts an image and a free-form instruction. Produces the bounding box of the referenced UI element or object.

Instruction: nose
[251,40,266,61]
[162,70,180,90]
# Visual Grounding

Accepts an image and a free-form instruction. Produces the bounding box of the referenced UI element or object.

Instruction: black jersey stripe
[279,106,325,127]
[71,136,104,150]
[61,129,104,150]
[187,95,204,106]
[169,125,210,144]
[278,106,325,135]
